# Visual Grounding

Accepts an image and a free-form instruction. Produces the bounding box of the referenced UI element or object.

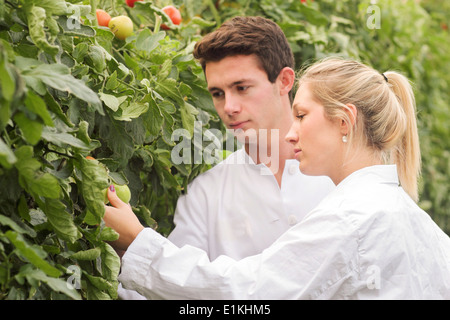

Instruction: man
[117,16,334,299]
[167,16,334,261]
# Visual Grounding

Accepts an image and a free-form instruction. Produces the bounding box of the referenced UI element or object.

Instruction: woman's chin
[299,164,321,177]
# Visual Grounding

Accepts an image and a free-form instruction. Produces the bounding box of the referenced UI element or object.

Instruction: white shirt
[118,165,450,299]
[168,148,336,260]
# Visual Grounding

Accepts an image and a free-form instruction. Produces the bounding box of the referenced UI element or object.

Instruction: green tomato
[104,183,131,204]
[109,16,133,40]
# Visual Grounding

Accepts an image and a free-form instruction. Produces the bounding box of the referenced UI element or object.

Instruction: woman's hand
[103,185,144,252]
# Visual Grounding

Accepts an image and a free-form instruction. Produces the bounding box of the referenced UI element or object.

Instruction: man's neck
[244,135,294,187]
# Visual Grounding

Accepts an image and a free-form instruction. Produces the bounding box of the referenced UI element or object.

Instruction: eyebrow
[208,79,253,93]
[292,103,304,111]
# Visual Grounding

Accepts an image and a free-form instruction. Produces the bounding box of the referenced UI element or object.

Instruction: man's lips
[293,147,302,158]
[229,121,249,129]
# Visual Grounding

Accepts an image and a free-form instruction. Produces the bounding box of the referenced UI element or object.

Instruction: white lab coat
[118,148,335,299]
[118,165,450,299]
[168,148,335,260]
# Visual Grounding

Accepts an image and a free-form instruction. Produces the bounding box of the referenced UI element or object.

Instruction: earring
[342,135,348,143]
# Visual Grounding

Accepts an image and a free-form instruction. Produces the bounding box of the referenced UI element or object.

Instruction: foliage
[0,0,448,300]
[0,0,222,299]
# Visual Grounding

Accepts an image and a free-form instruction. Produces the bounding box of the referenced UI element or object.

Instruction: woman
[104,58,450,299]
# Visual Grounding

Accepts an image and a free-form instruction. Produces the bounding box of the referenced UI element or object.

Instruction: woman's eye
[296,114,305,120]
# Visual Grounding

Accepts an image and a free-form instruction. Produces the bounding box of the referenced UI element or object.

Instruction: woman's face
[285,82,344,182]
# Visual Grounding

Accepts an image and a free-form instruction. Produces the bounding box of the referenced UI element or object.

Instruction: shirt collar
[238,146,298,176]
[337,165,399,191]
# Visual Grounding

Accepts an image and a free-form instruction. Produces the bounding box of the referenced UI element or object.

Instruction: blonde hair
[298,57,421,201]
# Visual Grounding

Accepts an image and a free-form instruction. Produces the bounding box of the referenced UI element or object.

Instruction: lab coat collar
[337,165,399,191]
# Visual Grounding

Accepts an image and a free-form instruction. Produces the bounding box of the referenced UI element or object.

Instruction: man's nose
[223,94,241,116]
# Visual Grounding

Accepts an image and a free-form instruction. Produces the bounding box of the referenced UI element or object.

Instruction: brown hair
[299,57,421,201]
[193,16,295,83]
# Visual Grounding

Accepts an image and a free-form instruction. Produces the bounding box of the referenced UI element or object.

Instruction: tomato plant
[0,0,222,299]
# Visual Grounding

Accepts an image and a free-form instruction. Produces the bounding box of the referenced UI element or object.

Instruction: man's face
[205,54,290,144]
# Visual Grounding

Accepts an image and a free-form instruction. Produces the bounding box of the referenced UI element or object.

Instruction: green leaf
[77,155,109,225]
[143,97,164,136]
[155,78,185,106]
[70,247,101,261]
[24,91,54,127]
[300,4,329,26]
[98,227,119,242]
[0,137,17,169]
[113,102,149,122]
[41,126,92,151]
[23,63,103,114]
[26,6,60,56]
[180,102,199,137]
[0,52,15,101]
[57,16,96,38]
[189,16,217,28]
[99,92,123,112]
[13,112,43,146]
[25,0,68,16]
[85,273,118,299]
[136,30,165,54]
[17,265,81,300]
[0,215,36,237]
[14,146,61,199]
[100,242,120,281]
[37,197,81,243]
[86,45,106,73]
[5,231,62,278]
[105,71,118,90]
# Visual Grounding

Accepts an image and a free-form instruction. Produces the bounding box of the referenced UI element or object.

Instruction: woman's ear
[340,103,358,135]
[277,67,296,96]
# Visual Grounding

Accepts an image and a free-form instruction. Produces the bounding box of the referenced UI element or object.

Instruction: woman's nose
[285,122,299,144]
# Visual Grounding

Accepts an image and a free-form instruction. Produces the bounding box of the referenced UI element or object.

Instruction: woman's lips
[294,147,302,159]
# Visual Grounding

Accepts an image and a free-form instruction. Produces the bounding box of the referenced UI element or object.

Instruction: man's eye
[211,91,224,98]
[237,86,249,92]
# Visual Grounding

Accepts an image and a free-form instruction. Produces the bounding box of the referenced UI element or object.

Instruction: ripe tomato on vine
[126,0,142,8]
[161,5,182,30]
[96,9,111,27]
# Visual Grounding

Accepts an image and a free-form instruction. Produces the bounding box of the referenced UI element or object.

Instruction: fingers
[107,184,126,208]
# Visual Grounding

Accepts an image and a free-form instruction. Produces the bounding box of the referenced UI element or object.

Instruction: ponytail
[299,58,421,202]
[384,72,421,202]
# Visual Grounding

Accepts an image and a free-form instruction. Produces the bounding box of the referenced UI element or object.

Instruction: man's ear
[277,67,296,96]
[340,103,358,135]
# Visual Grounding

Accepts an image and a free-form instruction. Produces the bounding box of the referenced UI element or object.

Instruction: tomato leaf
[136,29,165,54]
[76,155,109,225]
[25,6,60,56]
[5,231,62,278]
[22,63,103,114]
[70,247,101,261]
[0,138,17,169]
[37,197,81,243]
[24,91,54,127]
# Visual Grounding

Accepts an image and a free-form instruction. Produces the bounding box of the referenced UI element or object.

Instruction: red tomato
[96,9,111,27]
[161,5,182,30]
[126,0,142,8]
